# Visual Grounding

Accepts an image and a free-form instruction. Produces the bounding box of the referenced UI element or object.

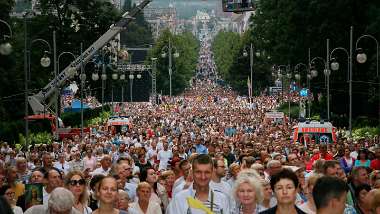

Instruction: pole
[121,83,124,103]
[101,64,105,111]
[53,31,58,140]
[349,26,353,137]
[326,38,330,121]
[169,37,172,97]
[80,43,84,141]
[250,43,253,102]
[24,16,29,150]
[308,48,311,118]
[130,77,133,102]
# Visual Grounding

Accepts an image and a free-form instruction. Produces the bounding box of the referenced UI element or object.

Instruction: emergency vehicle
[292,121,337,144]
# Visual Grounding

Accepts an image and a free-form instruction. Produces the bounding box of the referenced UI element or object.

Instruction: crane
[28,0,153,115]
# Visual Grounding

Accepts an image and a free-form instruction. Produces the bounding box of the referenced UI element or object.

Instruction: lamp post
[330,26,379,136]
[57,51,76,139]
[310,56,328,119]
[276,65,288,104]
[243,43,258,102]
[294,63,308,118]
[0,19,13,55]
[355,32,379,130]
[161,37,179,97]
[26,37,51,148]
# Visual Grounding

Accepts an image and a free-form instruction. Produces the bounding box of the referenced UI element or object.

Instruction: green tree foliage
[148,29,199,95]
[212,29,272,95]
[251,0,380,122]
[0,0,152,142]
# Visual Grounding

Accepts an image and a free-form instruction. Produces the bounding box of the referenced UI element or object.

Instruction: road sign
[300,88,308,97]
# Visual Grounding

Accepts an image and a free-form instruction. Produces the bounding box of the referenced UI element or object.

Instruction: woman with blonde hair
[65,171,92,214]
[233,169,264,214]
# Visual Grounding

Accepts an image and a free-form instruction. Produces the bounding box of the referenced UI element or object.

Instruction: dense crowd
[0,39,379,214]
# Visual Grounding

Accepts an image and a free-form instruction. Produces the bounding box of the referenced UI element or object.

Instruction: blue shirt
[195,144,208,154]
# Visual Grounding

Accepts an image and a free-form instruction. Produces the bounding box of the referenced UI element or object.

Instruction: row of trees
[148,29,199,96]
[213,0,380,126]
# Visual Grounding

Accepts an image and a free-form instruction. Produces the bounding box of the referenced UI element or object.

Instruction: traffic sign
[300,88,308,97]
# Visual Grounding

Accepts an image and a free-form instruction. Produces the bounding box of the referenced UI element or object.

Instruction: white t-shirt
[157,150,172,170]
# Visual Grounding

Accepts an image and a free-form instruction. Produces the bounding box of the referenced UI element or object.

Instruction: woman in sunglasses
[65,171,92,214]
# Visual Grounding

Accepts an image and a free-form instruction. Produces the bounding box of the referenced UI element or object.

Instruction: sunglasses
[69,179,86,186]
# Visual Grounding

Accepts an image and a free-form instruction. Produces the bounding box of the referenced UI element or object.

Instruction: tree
[148,29,199,95]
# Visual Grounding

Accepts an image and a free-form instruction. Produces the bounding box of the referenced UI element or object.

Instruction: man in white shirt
[53,153,70,174]
[90,155,112,176]
[167,154,230,214]
[157,142,172,171]
[210,159,231,195]
[42,168,63,205]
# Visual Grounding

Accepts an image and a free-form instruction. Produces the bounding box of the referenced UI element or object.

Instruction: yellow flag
[187,197,214,214]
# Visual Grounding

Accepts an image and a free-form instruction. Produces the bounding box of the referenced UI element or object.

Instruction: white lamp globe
[357,53,367,64]
[119,74,125,80]
[286,73,292,79]
[40,56,51,67]
[243,50,248,57]
[0,42,12,55]
[331,62,339,71]
[92,73,99,81]
[295,74,301,80]
[137,74,142,79]
[311,69,318,78]
[112,73,118,80]
[101,74,107,80]
[161,52,167,58]
[129,74,134,80]
[173,52,180,58]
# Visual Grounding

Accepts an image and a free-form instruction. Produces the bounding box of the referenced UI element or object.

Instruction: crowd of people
[0,38,379,214]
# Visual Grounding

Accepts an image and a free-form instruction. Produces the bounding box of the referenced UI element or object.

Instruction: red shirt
[371,159,380,170]
[306,152,334,171]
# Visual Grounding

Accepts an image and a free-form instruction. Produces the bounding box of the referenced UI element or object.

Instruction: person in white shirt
[157,142,172,171]
[167,154,230,214]
[90,155,112,176]
[42,168,63,205]
[129,182,162,214]
[83,149,97,172]
[210,159,231,196]
[53,153,70,174]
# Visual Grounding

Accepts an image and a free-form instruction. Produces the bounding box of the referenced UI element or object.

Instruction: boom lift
[28,0,153,115]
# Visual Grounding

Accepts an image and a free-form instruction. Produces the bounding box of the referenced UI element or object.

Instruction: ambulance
[292,121,337,144]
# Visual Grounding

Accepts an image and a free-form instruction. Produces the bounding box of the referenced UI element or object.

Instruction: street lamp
[161,37,179,97]
[242,43,255,102]
[0,19,13,55]
[355,33,379,128]
[329,26,379,137]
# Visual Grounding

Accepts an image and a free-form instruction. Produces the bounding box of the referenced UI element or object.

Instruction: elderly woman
[258,179,276,212]
[259,169,306,214]
[65,171,91,214]
[233,169,264,214]
[129,182,162,214]
[116,190,136,214]
[24,187,79,214]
